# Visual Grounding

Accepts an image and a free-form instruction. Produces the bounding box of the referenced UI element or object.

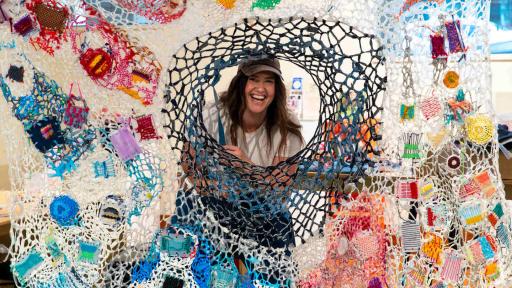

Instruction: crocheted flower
[443,70,460,89]
[465,114,493,145]
[49,195,79,226]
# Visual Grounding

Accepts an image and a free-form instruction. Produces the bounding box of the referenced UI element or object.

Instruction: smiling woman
[203,55,304,167]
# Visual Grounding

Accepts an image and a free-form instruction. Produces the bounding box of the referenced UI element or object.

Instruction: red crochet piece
[25,0,70,55]
[430,33,448,59]
[116,0,187,24]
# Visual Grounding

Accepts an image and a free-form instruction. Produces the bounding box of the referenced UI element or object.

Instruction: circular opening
[163,17,386,244]
[203,61,321,167]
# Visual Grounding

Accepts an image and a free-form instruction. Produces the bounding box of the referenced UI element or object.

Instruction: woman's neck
[242,110,266,132]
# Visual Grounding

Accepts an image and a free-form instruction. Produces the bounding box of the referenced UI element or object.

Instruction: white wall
[492,55,512,116]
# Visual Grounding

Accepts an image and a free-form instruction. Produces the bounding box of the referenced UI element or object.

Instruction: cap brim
[241,65,283,80]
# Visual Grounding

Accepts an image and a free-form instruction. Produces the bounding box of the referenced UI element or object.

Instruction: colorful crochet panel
[0,0,509,287]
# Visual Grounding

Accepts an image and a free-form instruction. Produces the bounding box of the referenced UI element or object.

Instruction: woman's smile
[244,71,276,115]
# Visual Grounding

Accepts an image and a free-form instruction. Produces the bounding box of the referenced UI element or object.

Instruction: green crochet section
[251,0,281,10]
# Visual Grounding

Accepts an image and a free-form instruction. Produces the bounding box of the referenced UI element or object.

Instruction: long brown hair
[219,71,303,156]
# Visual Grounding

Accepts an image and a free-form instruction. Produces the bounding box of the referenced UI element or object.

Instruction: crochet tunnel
[163,17,386,260]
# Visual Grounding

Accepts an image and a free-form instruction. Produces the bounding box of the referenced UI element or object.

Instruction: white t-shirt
[202,102,303,167]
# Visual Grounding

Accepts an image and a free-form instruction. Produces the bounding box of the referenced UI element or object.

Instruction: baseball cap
[238,56,283,79]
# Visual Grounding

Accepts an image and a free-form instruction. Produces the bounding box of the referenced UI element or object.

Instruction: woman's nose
[254,81,265,90]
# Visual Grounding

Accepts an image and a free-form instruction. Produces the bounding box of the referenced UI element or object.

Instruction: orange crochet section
[217,0,237,9]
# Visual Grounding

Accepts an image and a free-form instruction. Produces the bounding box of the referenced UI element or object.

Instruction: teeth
[251,94,265,100]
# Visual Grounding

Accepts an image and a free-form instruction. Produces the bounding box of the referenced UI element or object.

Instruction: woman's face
[244,71,276,116]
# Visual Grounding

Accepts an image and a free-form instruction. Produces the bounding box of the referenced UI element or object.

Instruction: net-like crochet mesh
[162,16,385,285]
[0,0,510,287]
[83,0,186,25]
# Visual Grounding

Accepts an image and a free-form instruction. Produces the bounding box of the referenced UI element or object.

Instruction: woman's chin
[247,106,268,115]
[246,102,269,114]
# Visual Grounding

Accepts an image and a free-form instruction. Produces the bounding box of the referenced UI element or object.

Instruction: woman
[200,56,304,285]
[204,56,304,167]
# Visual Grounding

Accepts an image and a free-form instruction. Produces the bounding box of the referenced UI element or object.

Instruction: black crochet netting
[162,17,386,246]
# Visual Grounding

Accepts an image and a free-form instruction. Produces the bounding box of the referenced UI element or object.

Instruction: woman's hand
[223,145,253,164]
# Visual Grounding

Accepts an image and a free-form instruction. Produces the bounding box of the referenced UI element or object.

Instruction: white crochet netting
[0,0,509,287]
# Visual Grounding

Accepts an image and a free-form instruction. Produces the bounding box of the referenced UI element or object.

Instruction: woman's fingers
[223,145,241,154]
[223,145,251,163]
[223,145,238,151]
